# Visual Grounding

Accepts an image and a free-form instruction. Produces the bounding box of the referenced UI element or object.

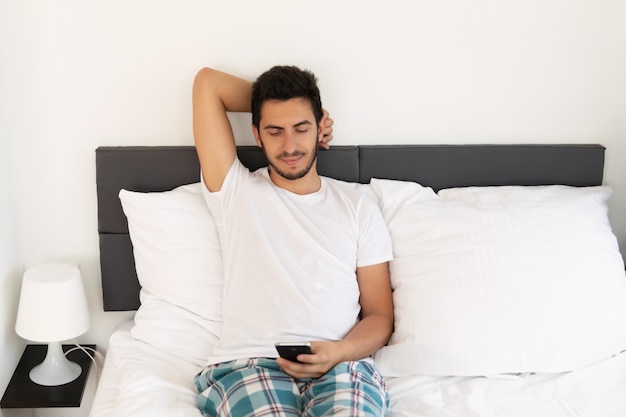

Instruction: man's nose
[283,131,297,153]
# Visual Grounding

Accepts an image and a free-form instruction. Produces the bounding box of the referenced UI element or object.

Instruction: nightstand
[1,344,96,417]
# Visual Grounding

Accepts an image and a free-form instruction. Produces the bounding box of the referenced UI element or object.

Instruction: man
[192,65,394,416]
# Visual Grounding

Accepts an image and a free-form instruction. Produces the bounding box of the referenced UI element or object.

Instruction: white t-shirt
[202,158,393,365]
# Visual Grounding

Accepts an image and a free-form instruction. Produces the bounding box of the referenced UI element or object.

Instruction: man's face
[253,97,322,181]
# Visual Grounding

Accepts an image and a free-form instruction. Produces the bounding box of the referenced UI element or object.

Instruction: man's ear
[317,116,327,142]
[252,125,263,148]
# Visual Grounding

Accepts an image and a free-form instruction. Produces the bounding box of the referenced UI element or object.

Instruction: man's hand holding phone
[275,341,344,379]
[275,342,313,363]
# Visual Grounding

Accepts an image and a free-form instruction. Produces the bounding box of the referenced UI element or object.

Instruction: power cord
[64,342,105,389]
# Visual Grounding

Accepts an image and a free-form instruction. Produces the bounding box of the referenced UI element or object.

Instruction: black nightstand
[1,344,96,409]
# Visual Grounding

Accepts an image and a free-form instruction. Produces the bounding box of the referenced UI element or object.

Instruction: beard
[263,145,318,181]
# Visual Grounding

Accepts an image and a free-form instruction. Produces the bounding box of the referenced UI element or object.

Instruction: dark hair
[251,66,323,129]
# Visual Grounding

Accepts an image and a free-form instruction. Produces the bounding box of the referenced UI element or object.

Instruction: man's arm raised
[192,68,252,192]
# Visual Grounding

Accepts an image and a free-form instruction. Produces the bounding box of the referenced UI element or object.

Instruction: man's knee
[196,359,302,417]
[301,361,388,417]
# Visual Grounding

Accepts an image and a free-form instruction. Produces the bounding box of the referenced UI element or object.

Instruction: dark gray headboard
[96,144,605,311]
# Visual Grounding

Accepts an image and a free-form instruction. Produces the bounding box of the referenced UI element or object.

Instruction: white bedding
[91,181,626,416]
[385,353,626,417]
[89,324,626,417]
[89,324,203,417]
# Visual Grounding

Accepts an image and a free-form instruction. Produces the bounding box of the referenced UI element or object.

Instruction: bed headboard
[96,144,605,311]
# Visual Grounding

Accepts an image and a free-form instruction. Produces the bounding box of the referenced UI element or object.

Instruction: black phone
[275,342,313,363]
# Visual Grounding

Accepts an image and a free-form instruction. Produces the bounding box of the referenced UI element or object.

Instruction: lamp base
[29,342,82,386]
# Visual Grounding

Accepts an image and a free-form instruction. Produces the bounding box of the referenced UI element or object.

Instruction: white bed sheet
[89,325,626,417]
[87,336,121,417]
[89,323,203,417]
[386,351,626,417]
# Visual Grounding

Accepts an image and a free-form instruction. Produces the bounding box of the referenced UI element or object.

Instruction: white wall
[1,0,625,351]
[0,123,24,411]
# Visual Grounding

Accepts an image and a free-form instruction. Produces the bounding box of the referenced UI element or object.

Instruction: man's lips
[280,155,303,166]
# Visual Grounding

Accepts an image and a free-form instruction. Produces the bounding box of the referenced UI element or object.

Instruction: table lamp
[15,263,90,386]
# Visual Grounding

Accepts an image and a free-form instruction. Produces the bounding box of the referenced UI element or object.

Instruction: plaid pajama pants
[194,358,389,417]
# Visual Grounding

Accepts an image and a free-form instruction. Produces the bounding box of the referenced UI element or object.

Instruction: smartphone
[275,342,313,363]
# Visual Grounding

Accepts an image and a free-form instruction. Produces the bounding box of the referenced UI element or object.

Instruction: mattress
[89,323,626,417]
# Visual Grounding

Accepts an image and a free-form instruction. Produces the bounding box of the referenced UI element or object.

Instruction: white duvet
[89,325,626,417]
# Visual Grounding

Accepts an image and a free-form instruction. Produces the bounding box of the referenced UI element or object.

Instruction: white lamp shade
[15,264,90,343]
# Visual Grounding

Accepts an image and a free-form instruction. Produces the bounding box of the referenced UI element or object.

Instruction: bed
[90,144,626,417]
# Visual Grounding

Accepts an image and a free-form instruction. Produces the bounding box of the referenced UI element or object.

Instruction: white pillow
[119,183,223,362]
[132,291,220,366]
[371,179,626,377]
[119,183,223,320]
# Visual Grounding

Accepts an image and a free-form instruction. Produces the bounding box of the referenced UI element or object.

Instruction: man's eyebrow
[263,120,313,130]
[293,120,313,128]
[263,125,284,131]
